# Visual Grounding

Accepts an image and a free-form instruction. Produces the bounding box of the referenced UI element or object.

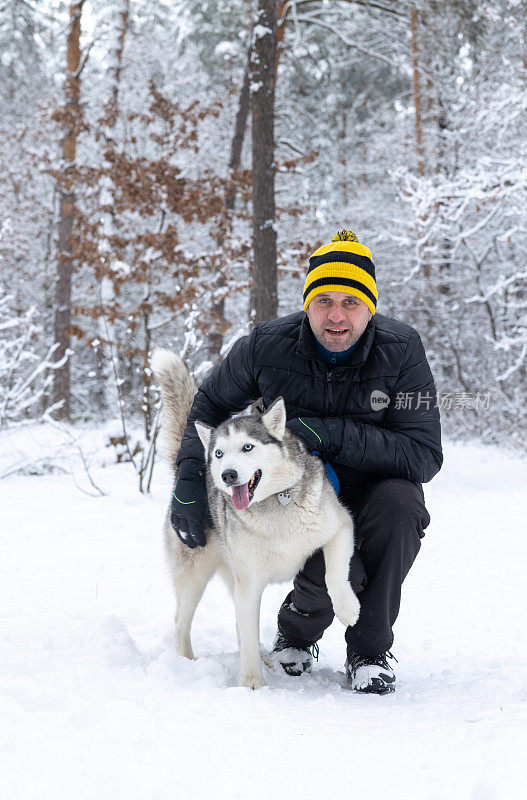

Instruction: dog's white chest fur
[222,488,345,584]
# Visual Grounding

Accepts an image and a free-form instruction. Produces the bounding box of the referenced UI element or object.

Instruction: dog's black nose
[222,468,238,486]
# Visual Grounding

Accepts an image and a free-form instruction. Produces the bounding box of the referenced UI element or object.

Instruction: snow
[1,430,526,799]
[253,25,273,39]
[214,41,239,59]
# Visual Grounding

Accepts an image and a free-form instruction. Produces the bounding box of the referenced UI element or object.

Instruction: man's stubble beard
[320,330,358,352]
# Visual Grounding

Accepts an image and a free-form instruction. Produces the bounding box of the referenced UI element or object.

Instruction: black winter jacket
[177,311,443,497]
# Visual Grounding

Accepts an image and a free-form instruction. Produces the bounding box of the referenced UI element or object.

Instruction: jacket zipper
[326,351,338,413]
[326,371,335,412]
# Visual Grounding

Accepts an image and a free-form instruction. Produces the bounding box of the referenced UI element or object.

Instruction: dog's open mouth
[231,469,262,510]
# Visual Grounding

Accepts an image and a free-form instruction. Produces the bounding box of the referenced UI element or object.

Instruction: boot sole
[350,683,395,694]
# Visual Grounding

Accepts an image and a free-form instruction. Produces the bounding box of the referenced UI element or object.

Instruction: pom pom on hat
[332,229,359,243]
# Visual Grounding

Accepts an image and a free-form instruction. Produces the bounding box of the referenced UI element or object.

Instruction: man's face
[306,291,372,352]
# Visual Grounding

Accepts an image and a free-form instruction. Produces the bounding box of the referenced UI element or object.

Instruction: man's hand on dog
[286,417,341,495]
[171,459,211,548]
[286,416,341,458]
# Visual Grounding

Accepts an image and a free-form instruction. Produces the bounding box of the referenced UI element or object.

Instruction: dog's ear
[194,421,212,452]
[261,397,286,441]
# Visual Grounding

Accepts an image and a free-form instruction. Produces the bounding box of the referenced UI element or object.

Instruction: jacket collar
[296,312,375,369]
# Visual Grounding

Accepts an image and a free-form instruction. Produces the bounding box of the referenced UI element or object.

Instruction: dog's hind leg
[172,546,219,660]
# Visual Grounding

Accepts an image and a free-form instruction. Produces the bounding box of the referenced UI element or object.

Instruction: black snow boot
[346,650,397,694]
[271,632,319,676]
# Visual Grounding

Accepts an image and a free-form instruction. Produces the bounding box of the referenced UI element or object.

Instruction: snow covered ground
[1,426,526,800]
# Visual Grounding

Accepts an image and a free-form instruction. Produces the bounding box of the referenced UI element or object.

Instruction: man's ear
[261,397,286,441]
[194,421,212,452]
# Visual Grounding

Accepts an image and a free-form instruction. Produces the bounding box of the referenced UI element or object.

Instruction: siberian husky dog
[152,349,360,690]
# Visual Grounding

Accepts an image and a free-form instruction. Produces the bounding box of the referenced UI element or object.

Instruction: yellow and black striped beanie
[303,229,378,315]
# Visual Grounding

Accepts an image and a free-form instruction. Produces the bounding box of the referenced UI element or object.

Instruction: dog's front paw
[333,591,360,628]
[239,672,265,690]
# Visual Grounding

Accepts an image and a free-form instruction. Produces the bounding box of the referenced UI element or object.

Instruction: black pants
[277,478,430,657]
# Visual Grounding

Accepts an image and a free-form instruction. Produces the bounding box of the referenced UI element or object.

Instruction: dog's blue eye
[243,443,254,451]
[215,449,223,458]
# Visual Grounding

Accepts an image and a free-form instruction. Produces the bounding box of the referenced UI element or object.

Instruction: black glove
[286,417,343,458]
[171,459,211,549]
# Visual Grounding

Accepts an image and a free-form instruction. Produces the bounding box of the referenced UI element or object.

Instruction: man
[171,229,442,694]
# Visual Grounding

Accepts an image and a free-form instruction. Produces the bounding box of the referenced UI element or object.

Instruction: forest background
[1,0,526,487]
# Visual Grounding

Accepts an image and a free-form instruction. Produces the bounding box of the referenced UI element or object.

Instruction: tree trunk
[275,0,287,82]
[340,110,348,205]
[426,75,438,171]
[228,0,286,214]
[109,0,129,115]
[96,0,130,413]
[250,0,278,325]
[207,28,254,363]
[410,6,425,179]
[53,0,83,420]
[226,0,286,215]
[209,1,287,358]
[226,40,253,212]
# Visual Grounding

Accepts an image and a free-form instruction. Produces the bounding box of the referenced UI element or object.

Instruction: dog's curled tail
[151,349,198,466]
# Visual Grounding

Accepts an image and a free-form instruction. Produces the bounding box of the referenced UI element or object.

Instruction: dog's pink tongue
[232,483,250,510]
